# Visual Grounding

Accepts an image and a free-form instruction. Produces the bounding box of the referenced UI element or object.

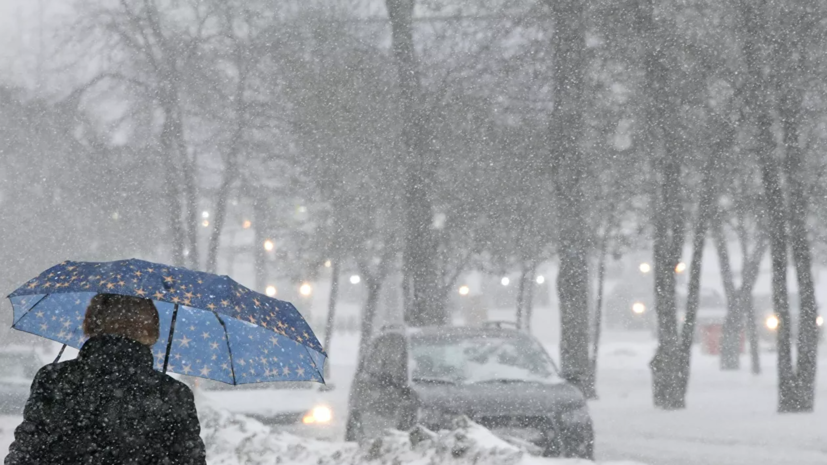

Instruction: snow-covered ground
[2,330,826,464]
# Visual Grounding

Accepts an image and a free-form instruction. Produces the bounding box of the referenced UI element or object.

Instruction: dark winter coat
[4,335,206,465]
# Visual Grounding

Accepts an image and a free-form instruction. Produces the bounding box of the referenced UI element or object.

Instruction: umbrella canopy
[7,259,326,385]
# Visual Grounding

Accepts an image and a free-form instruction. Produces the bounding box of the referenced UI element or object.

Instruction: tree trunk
[546,0,590,396]
[719,227,766,371]
[206,80,245,274]
[714,215,741,371]
[253,195,267,293]
[323,260,340,380]
[780,92,818,412]
[759,127,797,412]
[743,290,761,375]
[516,264,529,329]
[386,0,443,327]
[160,110,186,267]
[205,173,234,274]
[524,265,536,331]
[356,278,383,375]
[586,217,613,400]
[739,0,796,414]
[633,0,686,410]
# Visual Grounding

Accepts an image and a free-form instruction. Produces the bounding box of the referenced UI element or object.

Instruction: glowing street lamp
[536,275,545,285]
[817,316,824,327]
[632,302,646,314]
[639,262,651,273]
[675,262,687,274]
[265,285,277,297]
[458,285,470,296]
[201,220,210,228]
[263,240,275,252]
[242,220,252,229]
[202,211,210,219]
[299,283,312,296]
[766,315,779,330]
[350,275,361,285]
[501,277,510,286]
[324,260,332,268]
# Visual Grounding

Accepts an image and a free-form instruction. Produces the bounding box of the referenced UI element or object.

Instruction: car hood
[198,388,328,418]
[412,381,585,417]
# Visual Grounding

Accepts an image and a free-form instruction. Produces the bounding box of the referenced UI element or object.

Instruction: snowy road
[586,334,827,465]
[2,331,826,464]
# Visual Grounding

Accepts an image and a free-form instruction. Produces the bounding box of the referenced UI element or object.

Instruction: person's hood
[78,334,154,370]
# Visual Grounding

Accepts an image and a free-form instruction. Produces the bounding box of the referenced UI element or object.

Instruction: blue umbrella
[7,259,326,385]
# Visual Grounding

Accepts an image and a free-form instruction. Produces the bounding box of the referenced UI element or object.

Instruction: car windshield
[409,334,561,385]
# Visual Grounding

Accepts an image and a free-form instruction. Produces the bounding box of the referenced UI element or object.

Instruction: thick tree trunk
[386,0,443,327]
[739,0,797,414]
[633,0,687,410]
[546,0,590,396]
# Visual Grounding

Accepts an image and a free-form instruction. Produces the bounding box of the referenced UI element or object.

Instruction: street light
[632,302,646,314]
[299,283,312,296]
[201,220,210,228]
[501,277,510,286]
[766,315,779,330]
[817,316,823,327]
[263,240,275,252]
[324,260,332,268]
[202,211,210,219]
[536,275,545,285]
[675,262,687,274]
[458,285,470,296]
[350,275,361,285]
[265,285,277,297]
[242,220,252,229]
[639,262,651,273]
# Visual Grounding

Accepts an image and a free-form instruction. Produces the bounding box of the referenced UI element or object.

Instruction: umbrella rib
[303,345,325,383]
[11,294,50,326]
[210,311,237,386]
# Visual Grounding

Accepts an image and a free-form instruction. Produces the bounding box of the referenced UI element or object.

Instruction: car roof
[381,324,529,341]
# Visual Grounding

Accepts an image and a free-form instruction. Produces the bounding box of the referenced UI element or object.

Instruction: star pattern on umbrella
[9,259,327,385]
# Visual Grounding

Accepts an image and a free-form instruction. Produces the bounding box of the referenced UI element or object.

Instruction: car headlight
[560,405,590,424]
[302,405,333,425]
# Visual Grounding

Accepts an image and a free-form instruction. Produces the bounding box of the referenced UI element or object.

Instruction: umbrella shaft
[162,304,180,373]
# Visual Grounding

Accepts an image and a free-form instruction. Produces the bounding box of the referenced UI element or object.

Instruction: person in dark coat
[4,293,207,465]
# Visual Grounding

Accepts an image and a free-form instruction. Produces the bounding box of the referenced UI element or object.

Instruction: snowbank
[199,406,646,465]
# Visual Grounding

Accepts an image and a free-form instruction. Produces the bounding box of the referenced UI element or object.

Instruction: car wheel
[345,409,363,442]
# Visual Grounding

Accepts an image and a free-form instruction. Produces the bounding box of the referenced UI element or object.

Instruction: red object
[701,324,746,355]
[701,324,722,355]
